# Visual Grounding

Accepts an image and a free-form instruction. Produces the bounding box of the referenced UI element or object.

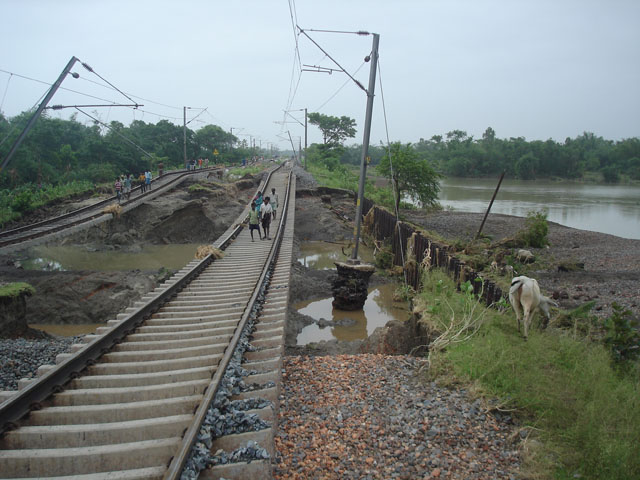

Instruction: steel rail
[0,164,281,435]
[0,167,223,247]
[164,168,293,479]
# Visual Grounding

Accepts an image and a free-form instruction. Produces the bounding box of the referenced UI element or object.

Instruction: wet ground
[21,244,201,272]
[295,283,408,345]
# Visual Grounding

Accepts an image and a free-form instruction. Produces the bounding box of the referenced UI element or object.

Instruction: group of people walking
[114,171,152,203]
[249,187,279,241]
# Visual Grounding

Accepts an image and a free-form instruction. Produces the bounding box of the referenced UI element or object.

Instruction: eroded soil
[0,175,260,332]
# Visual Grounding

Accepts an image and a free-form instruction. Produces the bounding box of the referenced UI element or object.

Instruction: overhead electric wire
[79,60,139,107]
[0,68,121,107]
[0,73,12,112]
[377,58,407,285]
[0,86,49,149]
[186,107,207,125]
[297,26,367,93]
[288,0,302,68]
[74,107,154,160]
[76,75,182,110]
[314,61,366,111]
[305,28,371,35]
[0,67,186,125]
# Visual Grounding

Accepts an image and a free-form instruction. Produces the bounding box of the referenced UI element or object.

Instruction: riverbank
[403,210,640,319]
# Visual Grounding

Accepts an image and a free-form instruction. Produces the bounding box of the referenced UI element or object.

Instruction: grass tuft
[420,270,640,480]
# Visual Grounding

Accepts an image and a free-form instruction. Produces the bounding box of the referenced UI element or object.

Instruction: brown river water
[296,241,409,345]
[25,242,407,341]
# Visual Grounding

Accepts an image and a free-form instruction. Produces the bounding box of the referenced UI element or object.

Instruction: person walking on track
[114,177,122,203]
[248,201,262,241]
[270,187,279,221]
[260,196,273,240]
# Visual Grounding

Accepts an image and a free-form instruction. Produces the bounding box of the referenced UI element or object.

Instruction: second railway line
[0,165,294,479]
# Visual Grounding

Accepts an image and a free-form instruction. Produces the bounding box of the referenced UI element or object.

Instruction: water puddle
[22,244,202,271]
[30,323,107,337]
[295,283,409,345]
[297,241,375,270]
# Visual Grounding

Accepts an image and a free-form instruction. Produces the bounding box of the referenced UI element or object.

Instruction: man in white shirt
[260,197,273,240]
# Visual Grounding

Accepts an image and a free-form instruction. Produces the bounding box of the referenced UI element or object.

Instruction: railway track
[0,167,223,253]
[0,165,294,479]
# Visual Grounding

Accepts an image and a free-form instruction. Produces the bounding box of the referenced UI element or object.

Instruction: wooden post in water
[475,171,506,241]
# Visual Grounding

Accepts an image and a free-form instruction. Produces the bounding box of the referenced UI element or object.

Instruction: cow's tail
[509,276,526,296]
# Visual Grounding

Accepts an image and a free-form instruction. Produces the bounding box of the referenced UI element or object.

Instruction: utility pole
[304,107,308,170]
[183,106,188,168]
[0,56,80,173]
[287,131,297,164]
[351,33,380,262]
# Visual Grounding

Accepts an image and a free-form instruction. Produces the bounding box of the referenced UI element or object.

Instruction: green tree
[307,112,356,146]
[515,152,539,179]
[377,142,441,212]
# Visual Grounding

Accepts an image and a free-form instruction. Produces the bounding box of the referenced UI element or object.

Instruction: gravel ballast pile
[0,337,77,390]
[275,355,520,480]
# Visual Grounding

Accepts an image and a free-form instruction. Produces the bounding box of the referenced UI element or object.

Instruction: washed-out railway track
[0,165,294,479]
[0,167,223,253]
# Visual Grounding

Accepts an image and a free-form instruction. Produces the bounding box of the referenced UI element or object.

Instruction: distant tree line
[0,112,269,188]
[316,126,640,183]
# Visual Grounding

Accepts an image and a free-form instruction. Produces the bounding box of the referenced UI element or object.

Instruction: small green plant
[0,282,35,298]
[515,209,549,248]
[393,283,415,301]
[374,247,393,269]
[603,302,640,366]
[188,183,214,193]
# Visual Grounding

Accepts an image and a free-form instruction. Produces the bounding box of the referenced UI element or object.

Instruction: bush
[425,270,640,479]
[602,166,620,183]
[515,209,549,248]
[603,302,640,367]
[11,190,34,213]
[374,246,393,269]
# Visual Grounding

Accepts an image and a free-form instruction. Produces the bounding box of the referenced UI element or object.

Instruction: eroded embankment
[0,174,261,332]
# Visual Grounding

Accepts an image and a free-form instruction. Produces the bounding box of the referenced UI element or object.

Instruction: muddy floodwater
[296,241,408,344]
[22,244,201,271]
[297,241,375,269]
[438,177,640,239]
[30,323,107,337]
[295,283,409,345]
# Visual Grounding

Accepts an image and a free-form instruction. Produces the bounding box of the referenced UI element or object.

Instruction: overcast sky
[1,0,639,150]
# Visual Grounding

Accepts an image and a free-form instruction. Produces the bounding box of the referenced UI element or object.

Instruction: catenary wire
[79,60,139,106]
[0,68,121,106]
[377,58,407,285]
[75,107,154,160]
[314,61,366,111]
[0,85,49,150]
[0,73,12,112]
[75,75,182,110]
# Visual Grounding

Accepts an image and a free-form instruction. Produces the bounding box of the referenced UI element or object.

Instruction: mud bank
[287,172,640,356]
[0,175,260,335]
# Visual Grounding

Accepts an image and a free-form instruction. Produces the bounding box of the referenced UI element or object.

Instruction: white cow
[509,276,558,339]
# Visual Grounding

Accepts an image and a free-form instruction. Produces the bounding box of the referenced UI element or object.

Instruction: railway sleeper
[23,394,203,425]
[71,366,216,388]
[120,329,233,343]
[51,378,211,406]
[0,437,182,477]
[0,414,193,449]
[199,459,271,480]
[111,334,232,351]
[122,318,238,333]
[101,343,228,362]
[87,353,223,374]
